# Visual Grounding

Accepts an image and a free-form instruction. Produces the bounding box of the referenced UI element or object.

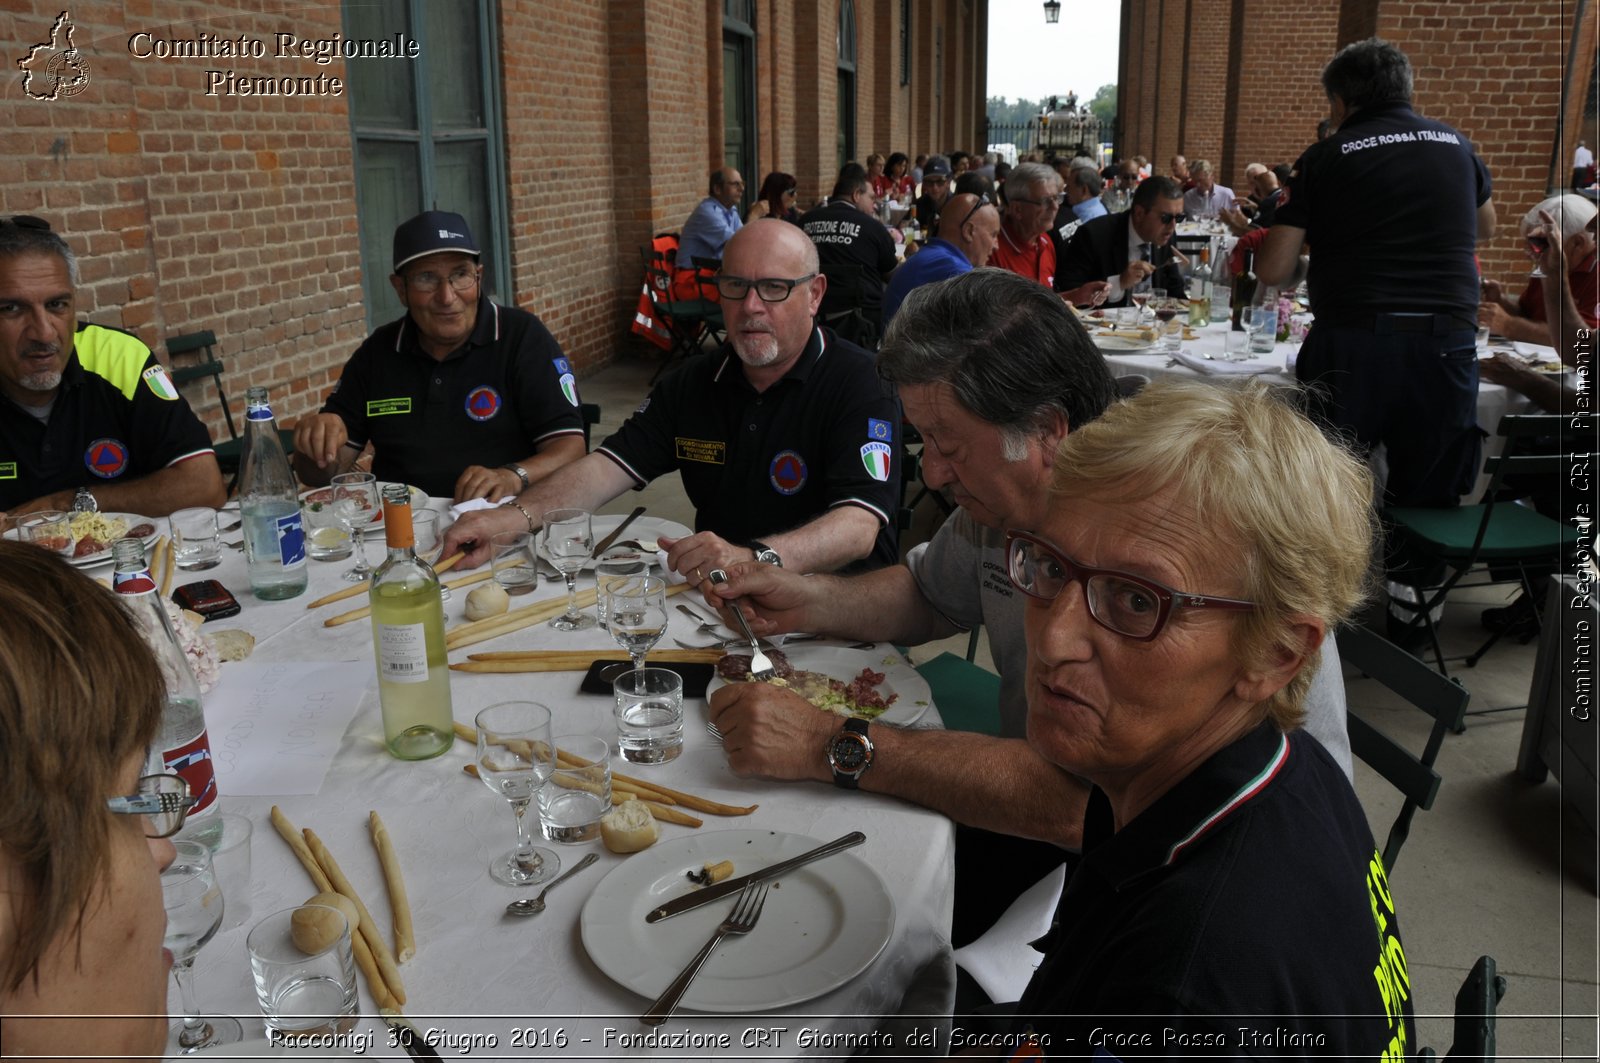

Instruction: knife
[593,505,647,557]
[381,1009,443,1062]
[645,831,866,923]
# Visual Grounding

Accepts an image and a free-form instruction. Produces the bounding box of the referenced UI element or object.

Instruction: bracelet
[499,500,536,535]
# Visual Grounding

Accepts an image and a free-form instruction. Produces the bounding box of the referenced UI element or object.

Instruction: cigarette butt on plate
[368,811,416,964]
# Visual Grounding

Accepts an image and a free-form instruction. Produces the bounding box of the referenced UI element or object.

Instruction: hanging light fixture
[1043,1,1061,23]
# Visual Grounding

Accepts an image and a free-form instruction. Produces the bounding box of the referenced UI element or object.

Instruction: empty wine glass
[475,702,560,887]
[607,576,669,682]
[412,508,451,601]
[163,839,243,1052]
[330,472,380,583]
[542,508,595,631]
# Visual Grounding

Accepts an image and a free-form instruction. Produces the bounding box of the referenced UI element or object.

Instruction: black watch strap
[828,717,873,789]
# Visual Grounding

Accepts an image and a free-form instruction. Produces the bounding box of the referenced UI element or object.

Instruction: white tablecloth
[163,516,956,1057]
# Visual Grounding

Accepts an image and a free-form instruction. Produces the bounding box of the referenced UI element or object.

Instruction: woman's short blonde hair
[0,542,166,992]
[1049,380,1377,728]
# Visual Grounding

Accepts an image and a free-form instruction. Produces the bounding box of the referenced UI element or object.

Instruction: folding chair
[1384,413,1596,677]
[639,243,713,382]
[1339,624,1470,872]
[1419,955,1506,1062]
[166,330,293,489]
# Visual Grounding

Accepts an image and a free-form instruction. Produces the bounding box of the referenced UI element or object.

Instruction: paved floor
[578,352,1597,1059]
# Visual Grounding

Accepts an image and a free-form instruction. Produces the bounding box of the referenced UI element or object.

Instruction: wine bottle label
[273,509,307,568]
[160,729,218,814]
[377,622,429,684]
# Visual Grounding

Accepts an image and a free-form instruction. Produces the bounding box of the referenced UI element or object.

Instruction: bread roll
[208,628,256,661]
[601,798,658,853]
[292,892,359,954]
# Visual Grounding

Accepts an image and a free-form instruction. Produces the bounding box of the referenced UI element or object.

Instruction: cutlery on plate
[504,852,598,917]
[707,569,773,680]
[676,604,724,635]
[593,505,647,557]
[639,881,768,1026]
[645,830,866,923]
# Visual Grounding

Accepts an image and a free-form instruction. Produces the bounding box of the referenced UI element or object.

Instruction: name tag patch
[0,462,16,480]
[367,398,412,417]
[675,438,726,465]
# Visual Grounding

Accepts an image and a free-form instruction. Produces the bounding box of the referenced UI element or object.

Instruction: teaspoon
[504,852,598,917]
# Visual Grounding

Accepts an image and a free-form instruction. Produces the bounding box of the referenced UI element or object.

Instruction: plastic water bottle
[112,538,219,816]
[239,386,307,600]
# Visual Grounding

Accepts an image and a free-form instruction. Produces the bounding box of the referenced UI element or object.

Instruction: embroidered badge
[860,441,892,482]
[867,417,894,442]
[675,438,726,464]
[84,437,129,479]
[769,450,808,495]
[464,385,502,421]
[142,365,179,401]
[559,372,579,407]
[366,397,412,417]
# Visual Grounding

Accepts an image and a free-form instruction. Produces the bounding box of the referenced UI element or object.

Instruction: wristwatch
[749,540,782,567]
[71,486,98,514]
[500,463,531,491]
[826,718,874,789]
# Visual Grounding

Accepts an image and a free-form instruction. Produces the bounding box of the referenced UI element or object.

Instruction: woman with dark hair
[757,172,800,225]
[1,541,179,1055]
[883,152,915,201]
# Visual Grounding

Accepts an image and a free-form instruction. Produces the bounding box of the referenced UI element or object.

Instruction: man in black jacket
[1056,176,1187,308]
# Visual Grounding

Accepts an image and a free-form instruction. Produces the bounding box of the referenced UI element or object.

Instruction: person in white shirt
[1181,159,1236,219]
[1573,140,1593,189]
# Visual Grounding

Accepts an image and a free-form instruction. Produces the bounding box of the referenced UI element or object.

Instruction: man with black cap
[293,211,587,502]
[912,154,954,234]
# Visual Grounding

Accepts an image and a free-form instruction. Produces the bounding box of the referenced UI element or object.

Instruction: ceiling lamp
[1044,1,1061,23]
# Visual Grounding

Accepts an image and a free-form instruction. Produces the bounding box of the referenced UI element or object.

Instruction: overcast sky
[985,0,1121,104]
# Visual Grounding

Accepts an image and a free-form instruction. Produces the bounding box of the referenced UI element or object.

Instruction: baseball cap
[393,211,480,272]
[923,156,953,179]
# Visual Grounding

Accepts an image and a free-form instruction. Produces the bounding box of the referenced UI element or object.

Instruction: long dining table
[150,506,957,1058]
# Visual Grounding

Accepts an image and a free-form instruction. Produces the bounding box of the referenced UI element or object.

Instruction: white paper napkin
[1171,351,1282,375]
[656,550,688,584]
[447,495,513,521]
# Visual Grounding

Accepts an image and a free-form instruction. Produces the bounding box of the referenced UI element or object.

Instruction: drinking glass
[1243,306,1277,354]
[543,508,596,631]
[301,491,353,562]
[1152,297,1183,351]
[170,507,221,571]
[330,471,379,583]
[539,735,611,843]
[1222,328,1252,361]
[412,509,450,601]
[162,840,243,1052]
[491,531,537,596]
[606,575,668,673]
[18,510,75,557]
[595,548,649,629]
[475,702,560,886]
[1129,277,1153,320]
[614,667,685,764]
[246,905,358,1040]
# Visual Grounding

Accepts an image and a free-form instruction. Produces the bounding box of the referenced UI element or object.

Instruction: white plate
[538,514,692,570]
[4,511,161,568]
[1093,332,1157,352]
[706,644,931,726]
[580,829,895,1012]
[298,483,427,537]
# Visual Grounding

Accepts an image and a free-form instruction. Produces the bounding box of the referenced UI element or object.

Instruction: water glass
[1475,325,1491,354]
[301,491,353,562]
[1244,306,1278,354]
[171,507,222,570]
[18,510,75,556]
[411,509,450,601]
[1209,285,1232,325]
[177,812,254,931]
[247,905,359,1040]
[330,471,379,583]
[614,668,685,764]
[543,508,596,631]
[540,735,611,843]
[475,702,560,886]
[1222,328,1252,361]
[606,575,669,672]
[595,548,649,628]
[491,531,537,596]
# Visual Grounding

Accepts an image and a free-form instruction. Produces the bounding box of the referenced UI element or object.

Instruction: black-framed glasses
[1005,531,1255,641]
[924,175,950,186]
[1,215,53,231]
[958,193,993,229]
[715,273,818,303]
[105,773,197,838]
[404,265,480,294]
[1155,211,1187,224]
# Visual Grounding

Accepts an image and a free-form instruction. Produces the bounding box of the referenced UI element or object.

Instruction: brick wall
[1179,0,1232,169]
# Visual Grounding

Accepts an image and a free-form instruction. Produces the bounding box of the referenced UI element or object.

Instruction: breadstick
[303,829,407,1005]
[609,774,758,817]
[322,567,493,627]
[642,801,703,827]
[269,807,397,1011]
[368,812,415,964]
[308,552,466,609]
[159,537,176,598]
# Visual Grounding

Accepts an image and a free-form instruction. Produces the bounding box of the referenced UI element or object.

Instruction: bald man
[443,220,901,576]
[882,192,1001,325]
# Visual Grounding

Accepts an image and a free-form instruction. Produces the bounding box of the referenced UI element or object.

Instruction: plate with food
[298,482,427,536]
[537,514,692,570]
[580,828,894,1012]
[707,645,931,727]
[1092,329,1158,352]
[4,512,161,567]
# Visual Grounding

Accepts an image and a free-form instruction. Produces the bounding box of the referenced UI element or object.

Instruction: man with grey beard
[442,219,900,576]
[0,215,225,518]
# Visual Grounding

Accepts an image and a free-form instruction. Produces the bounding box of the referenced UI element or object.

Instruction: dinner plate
[538,514,692,570]
[705,644,931,727]
[580,829,895,1012]
[1092,332,1157,352]
[5,511,161,568]
[298,483,427,536]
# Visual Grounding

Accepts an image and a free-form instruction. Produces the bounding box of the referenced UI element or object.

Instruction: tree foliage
[1088,83,1117,125]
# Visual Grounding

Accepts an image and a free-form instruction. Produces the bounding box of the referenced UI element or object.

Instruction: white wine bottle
[368,484,452,760]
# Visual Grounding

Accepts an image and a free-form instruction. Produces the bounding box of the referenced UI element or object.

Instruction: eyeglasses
[105,773,197,838]
[1005,531,1255,641]
[959,194,992,230]
[1154,211,1187,224]
[1011,194,1065,209]
[714,273,818,303]
[404,265,480,294]
[924,175,949,186]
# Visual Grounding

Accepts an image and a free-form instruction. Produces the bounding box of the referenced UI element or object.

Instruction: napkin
[1512,341,1559,361]
[1171,351,1282,375]
[448,495,513,521]
[656,550,688,584]
[951,864,1068,1005]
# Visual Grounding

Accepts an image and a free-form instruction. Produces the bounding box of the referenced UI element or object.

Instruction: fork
[707,569,773,680]
[675,603,724,636]
[639,882,769,1026]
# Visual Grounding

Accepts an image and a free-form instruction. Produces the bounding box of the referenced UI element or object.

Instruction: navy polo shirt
[0,323,215,510]
[1277,101,1491,326]
[322,297,585,498]
[597,327,900,569]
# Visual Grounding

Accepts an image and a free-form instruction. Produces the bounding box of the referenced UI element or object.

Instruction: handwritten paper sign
[205,661,371,795]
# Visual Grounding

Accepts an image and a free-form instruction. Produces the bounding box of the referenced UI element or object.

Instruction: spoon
[504,852,599,917]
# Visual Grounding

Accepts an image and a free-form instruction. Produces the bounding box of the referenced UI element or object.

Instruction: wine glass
[1152,297,1184,351]
[412,508,450,601]
[1129,276,1153,323]
[163,839,243,1052]
[475,702,560,887]
[330,472,380,583]
[606,576,669,683]
[542,508,596,631]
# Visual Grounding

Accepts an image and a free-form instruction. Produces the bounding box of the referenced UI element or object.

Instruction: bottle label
[273,509,307,568]
[246,404,274,421]
[113,567,157,594]
[160,729,218,814]
[377,622,429,685]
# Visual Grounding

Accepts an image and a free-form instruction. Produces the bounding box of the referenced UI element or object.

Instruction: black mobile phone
[580,659,714,699]
[171,580,242,621]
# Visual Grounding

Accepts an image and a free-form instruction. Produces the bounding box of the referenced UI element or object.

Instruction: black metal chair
[166,330,293,489]
[1419,955,1506,1062]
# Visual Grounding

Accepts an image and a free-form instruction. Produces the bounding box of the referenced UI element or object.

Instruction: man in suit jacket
[1056,176,1188,307]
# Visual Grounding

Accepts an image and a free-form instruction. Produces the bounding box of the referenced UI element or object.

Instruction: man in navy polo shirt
[442,219,900,578]
[0,216,226,518]
[293,211,586,502]
[882,192,1000,327]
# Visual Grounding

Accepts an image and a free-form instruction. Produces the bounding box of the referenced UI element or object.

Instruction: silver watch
[71,486,98,514]
[501,463,531,490]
